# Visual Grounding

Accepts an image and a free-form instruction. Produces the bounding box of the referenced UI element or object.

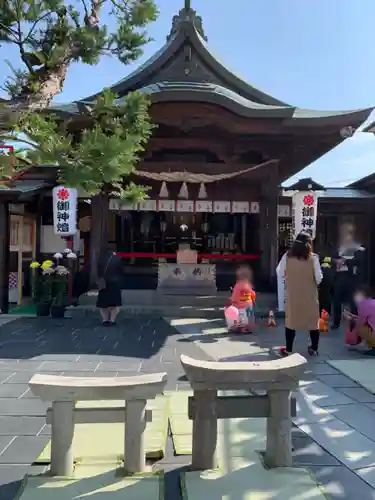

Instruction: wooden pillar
[260,173,279,289]
[241,214,246,252]
[0,202,10,314]
[35,195,43,260]
[17,215,24,305]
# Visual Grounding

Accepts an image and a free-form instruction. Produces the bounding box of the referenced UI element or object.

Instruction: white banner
[158,200,175,212]
[138,200,157,211]
[109,199,137,211]
[250,202,260,214]
[195,201,213,213]
[213,201,230,213]
[231,201,250,213]
[52,186,78,236]
[292,191,318,238]
[176,200,194,212]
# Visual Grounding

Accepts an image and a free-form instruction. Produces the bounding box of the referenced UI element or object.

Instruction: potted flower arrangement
[29,260,54,316]
[29,250,77,318]
[50,250,77,318]
[50,265,70,318]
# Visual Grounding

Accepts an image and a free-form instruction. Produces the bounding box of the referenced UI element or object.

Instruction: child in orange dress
[229,265,256,333]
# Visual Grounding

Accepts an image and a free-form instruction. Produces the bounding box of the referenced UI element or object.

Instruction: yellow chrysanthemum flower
[30,262,40,269]
[41,260,54,271]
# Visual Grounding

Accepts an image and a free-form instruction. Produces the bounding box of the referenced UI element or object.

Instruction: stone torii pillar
[180,353,307,470]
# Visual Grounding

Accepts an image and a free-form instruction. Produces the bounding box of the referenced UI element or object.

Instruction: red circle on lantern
[303,194,314,206]
[57,188,70,201]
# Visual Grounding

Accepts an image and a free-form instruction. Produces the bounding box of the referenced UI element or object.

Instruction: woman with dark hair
[96,247,123,325]
[277,232,323,356]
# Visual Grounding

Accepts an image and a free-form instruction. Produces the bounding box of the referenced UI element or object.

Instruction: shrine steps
[77,291,278,319]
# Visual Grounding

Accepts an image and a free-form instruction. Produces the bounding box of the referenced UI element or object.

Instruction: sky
[1,0,375,186]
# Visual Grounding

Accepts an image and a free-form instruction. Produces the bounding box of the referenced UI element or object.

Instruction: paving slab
[316,374,359,388]
[0,465,47,500]
[331,404,375,442]
[0,384,29,398]
[0,372,15,383]
[310,465,375,500]
[0,361,43,371]
[0,399,48,417]
[293,394,335,425]
[356,466,375,490]
[0,436,49,464]
[0,416,45,436]
[0,313,373,499]
[292,437,340,466]
[298,379,356,407]
[95,360,142,372]
[305,363,342,376]
[337,387,375,404]
[37,361,101,372]
[4,371,62,384]
[300,418,375,470]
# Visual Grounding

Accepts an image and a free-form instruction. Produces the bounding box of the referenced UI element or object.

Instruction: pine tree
[0,0,158,117]
[1,88,154,283]
[0,0,158,283]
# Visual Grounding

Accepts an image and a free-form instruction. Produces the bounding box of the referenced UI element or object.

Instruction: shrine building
[0,2,374,310]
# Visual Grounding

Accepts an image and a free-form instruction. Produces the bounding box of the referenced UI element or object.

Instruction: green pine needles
[8,88,153,200]
[0,0,158,109]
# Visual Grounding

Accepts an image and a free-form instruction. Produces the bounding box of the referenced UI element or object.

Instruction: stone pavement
[0,312,373,499]
[168,317,375,499]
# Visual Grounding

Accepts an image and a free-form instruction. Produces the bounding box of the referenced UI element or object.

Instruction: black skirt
[96,281,122,308]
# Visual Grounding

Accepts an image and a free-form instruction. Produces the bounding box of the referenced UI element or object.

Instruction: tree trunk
[0,63,70,129]
[89,193,109,286]
[0,202,9,313]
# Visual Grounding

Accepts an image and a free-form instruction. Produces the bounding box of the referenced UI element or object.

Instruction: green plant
[51,265,70,307]
[3,89,154,285]
[0,0,158,113]
[0,1,158,286]
[30,260,54,305]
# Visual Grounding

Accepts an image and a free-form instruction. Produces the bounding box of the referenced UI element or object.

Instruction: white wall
[41,225,67,253]
[41,225,82,254]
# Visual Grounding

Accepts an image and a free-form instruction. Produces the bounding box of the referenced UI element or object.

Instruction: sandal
[308,346,319,356]
[279,347,292,357]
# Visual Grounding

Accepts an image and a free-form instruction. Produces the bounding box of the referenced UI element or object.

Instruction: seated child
[344,285,375,356]
[228,265,256,333]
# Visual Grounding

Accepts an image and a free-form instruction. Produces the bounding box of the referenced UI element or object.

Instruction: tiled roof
[0,180,50,194]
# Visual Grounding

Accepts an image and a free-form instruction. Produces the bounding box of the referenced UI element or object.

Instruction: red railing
[115,252,260,261]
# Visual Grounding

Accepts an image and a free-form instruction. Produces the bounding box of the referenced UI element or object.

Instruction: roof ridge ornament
[167,0,207,42]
